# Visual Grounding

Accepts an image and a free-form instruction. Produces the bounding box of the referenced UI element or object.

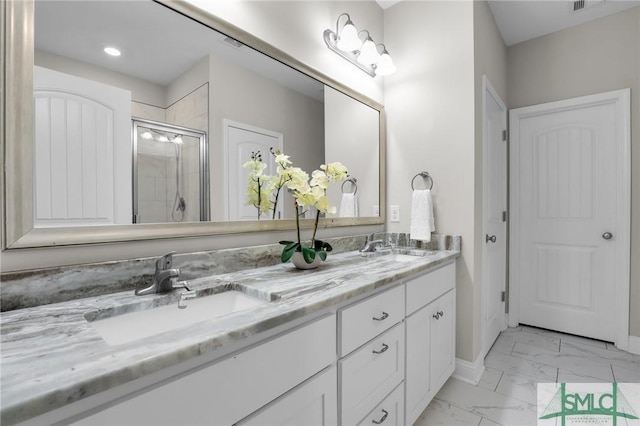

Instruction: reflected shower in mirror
[133,119,209,224]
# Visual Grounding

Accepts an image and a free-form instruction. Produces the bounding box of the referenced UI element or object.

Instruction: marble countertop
[0,249,459,425]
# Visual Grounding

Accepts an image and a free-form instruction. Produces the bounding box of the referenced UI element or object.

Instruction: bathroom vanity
[0,249,458,426]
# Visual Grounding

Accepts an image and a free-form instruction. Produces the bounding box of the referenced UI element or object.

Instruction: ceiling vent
[571,0,606,12]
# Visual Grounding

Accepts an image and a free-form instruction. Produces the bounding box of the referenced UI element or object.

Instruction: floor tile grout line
[610,364,616,382]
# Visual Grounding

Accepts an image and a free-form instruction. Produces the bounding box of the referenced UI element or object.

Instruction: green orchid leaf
[281,243,300,263]
[302,246,316,263]
[314,239,333,252]
[317,250,328,261]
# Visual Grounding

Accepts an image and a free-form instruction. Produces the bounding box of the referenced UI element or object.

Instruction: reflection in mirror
[3,0,385,249]
[133,119,209,224]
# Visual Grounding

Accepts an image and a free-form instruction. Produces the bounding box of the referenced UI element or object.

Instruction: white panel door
[33,66,132,226]
[510,90,630,344]
[225,120,283,221]
[482,76,508,355]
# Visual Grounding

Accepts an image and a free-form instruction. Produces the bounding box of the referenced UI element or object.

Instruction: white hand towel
[410,189,435,241]
[339,193,358,218]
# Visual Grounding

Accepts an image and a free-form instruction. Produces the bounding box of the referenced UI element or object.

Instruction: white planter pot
[291,251,322,270]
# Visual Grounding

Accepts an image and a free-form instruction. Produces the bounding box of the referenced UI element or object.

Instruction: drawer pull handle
[372,409,389,424]
[373,312,389,321]
[372,343,389,354]
[433,311,444,320]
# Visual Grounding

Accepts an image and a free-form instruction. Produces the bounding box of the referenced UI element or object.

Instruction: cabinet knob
[372,343,389,354]
[372,409,389,424]
[433,311,444,320]
[373,312,389,321]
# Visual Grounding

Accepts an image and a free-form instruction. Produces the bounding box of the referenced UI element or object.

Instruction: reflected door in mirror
[34,66,132,227]
[225,120,284,221]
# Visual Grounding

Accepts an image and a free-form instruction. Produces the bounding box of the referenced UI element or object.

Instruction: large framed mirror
[1,0,385,249]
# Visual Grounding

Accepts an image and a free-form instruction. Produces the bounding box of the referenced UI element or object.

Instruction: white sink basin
[87,291,267,345]
[385,253,420,262]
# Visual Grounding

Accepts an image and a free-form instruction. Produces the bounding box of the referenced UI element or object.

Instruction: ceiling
[35,1,324,101]
[377,0,640,46]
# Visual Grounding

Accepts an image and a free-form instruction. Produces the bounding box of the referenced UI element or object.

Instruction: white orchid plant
[243,149,348,265]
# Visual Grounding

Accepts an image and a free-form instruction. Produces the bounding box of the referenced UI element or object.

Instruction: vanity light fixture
[357,31,380,66]
[374,44,397,76]
[323,13,396,77]
[103,46,121,57]
[173,135,183,144]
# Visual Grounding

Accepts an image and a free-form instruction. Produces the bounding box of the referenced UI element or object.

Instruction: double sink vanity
[1,246,459,426]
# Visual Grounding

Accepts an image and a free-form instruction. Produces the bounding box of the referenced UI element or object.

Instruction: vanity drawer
[339,285,404,356]
[356,383,404,426]
[339,322,405,426]
[406,262,455,316]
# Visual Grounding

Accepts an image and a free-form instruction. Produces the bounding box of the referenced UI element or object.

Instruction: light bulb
[103,46,121,57]
[141,131,153,140]
[375,51,396,76]
[357,37,380,66]
[336,21,362,52]
[173,136,183,144]
[157,135,169,143]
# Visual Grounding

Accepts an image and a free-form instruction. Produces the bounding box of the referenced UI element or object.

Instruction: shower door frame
[132,118,210,223]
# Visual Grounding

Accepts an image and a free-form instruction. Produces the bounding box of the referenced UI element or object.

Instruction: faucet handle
[155,251,176,271]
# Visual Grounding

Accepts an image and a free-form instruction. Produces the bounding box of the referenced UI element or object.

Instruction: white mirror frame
[1,0,386,249]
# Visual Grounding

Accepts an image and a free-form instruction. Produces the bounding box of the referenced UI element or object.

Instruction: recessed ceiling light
[104,46,121,57]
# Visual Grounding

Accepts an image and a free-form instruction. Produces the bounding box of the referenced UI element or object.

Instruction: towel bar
[411,171,433,190]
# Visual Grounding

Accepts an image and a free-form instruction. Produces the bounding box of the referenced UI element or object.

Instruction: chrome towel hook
[411,171,433,190]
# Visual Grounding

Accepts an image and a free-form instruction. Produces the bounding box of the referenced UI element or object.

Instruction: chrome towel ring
[341,177,358,195]
[411,171,433,190]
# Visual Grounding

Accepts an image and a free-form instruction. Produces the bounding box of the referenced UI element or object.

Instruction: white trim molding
[627,336,640,355]
[453,356,485,386]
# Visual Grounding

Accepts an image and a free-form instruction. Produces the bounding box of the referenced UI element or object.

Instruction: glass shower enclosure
[132,118,209,223]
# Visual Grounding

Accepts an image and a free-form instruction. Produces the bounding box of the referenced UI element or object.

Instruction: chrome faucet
[135,252,190,296]
[360,237,385,253]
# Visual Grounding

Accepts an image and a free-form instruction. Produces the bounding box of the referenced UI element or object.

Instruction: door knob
[485,234,497,243]
[602,232,613,240]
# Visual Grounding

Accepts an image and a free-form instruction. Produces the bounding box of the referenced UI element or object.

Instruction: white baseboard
[627,335,640,355]
[452,355,485,385]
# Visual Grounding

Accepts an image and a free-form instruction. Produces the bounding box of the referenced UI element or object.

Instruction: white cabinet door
[238,366,337,426]
[405,307,431,426]
[405,288,456,426]
[429,289,456,393]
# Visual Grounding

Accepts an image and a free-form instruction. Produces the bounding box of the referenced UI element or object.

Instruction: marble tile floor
[415,325,640,426]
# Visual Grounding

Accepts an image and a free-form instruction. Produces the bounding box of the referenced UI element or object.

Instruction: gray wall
[507,7,640,338]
